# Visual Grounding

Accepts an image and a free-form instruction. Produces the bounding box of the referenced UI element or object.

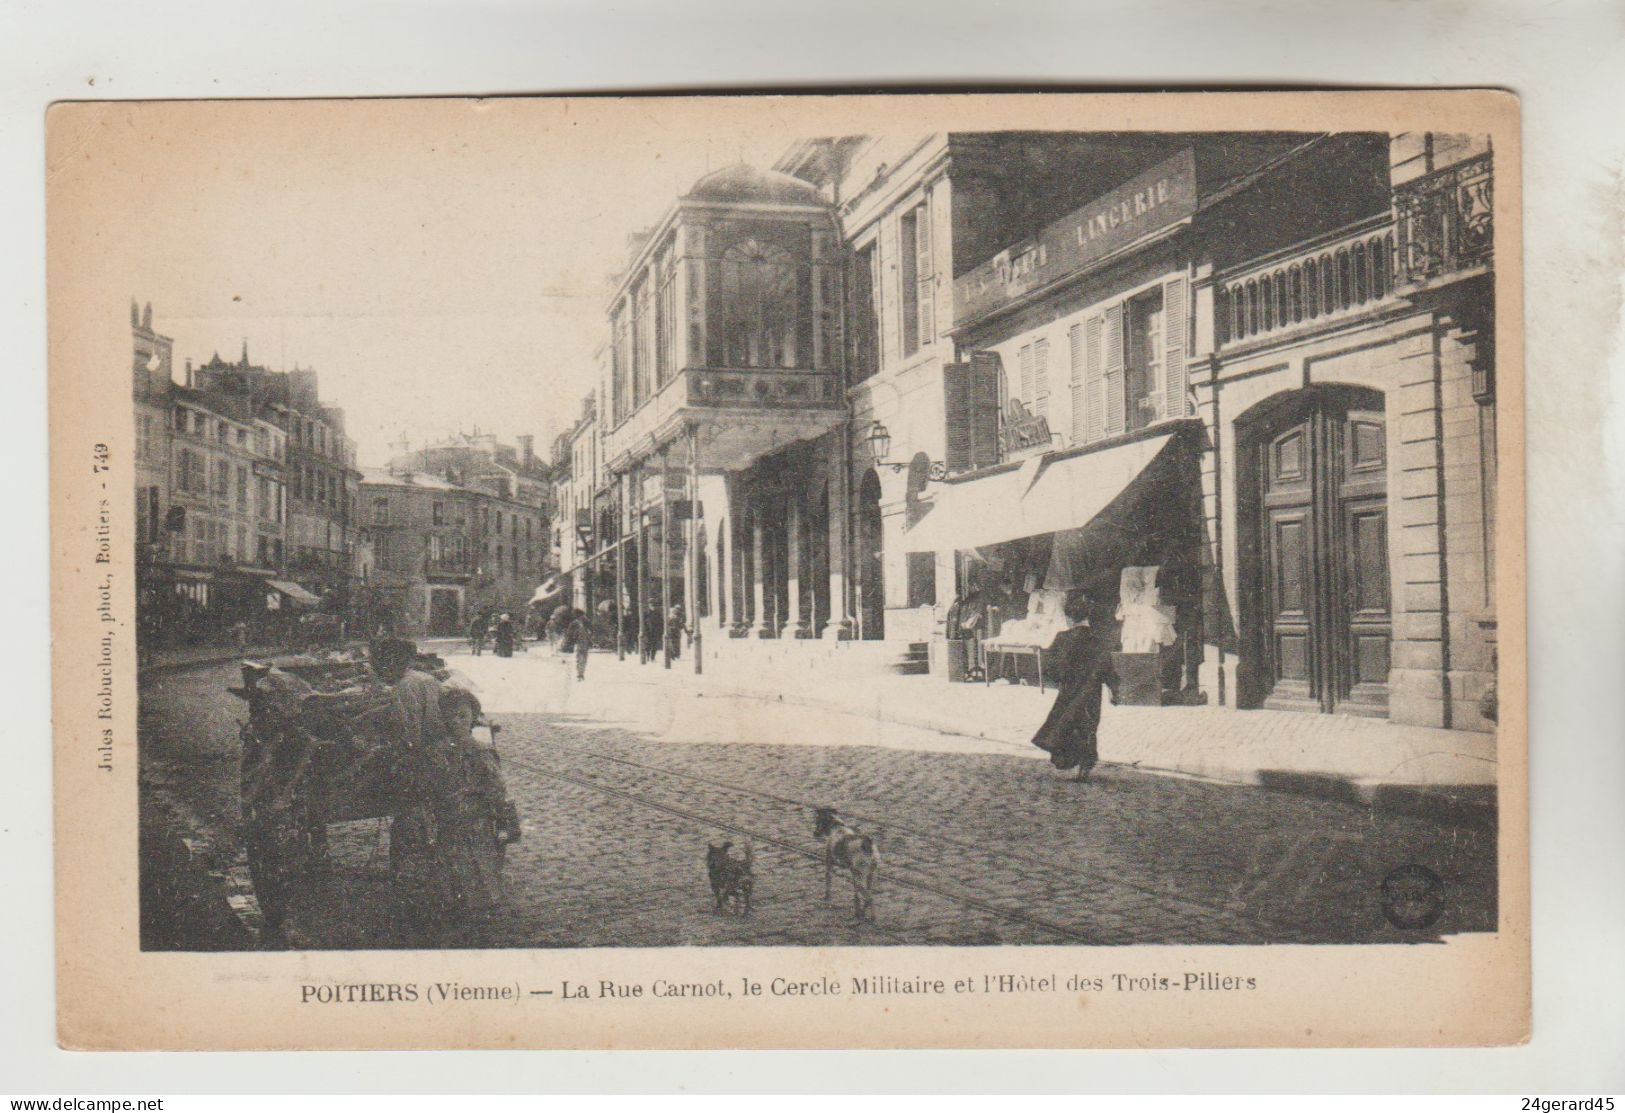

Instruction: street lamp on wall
[865,420,946,480]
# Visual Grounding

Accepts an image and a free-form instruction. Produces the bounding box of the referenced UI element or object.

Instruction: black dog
[706,840,754,916]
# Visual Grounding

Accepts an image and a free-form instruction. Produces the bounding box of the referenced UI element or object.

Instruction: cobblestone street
[139,648,1498,950]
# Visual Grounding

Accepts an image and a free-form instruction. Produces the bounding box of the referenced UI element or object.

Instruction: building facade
[132,306,376,647]
[595,163,853,667]
[360,467,549,636]
[387,429,554,519]
[550,390,605,614]
[525,130,1498,735]
[1198,133,1497,730]
[191,354,361,615]
[795,130,1496,732]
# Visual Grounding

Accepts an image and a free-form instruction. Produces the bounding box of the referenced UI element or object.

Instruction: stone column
[661,446,673,670]
[787,495,808,637]
[823,432,854,639]
[730,488,748,636]
[752,510,773,638]
[634,465,648,663]
[687,426,703,674]
[614,471,626,660]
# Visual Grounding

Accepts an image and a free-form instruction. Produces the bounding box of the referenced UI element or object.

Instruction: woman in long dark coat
[493,613,515,658]
[1031,595,1121,782]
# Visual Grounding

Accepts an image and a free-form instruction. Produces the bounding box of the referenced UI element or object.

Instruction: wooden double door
[1253,390,1391,716]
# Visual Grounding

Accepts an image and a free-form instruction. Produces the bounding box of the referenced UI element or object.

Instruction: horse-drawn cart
[230,649,518,939]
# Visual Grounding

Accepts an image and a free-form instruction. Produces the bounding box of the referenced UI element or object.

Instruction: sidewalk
[533,642,1500,826]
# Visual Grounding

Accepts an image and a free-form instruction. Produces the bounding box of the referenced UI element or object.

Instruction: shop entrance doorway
[1241,386,1391,716]
[857,468,885,640]
[428,588,462,637]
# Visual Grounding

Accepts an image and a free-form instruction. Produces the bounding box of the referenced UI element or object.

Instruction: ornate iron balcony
[1393,152,1493,286]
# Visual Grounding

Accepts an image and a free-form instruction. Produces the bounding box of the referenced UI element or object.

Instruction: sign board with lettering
[954,149,1198,327]
[998,398,1053,462]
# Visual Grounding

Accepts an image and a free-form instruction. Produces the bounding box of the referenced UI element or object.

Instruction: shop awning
[562,534,630,576]
[265,579,322,607]
[901,433,1178,553]
[529,578,564,605]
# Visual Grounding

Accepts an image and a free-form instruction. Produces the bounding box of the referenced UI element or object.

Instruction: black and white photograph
[46,92,1528,1050]
[123,112,1504,952]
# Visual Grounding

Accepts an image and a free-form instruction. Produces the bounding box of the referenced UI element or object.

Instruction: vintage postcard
[49,91,1527,1050]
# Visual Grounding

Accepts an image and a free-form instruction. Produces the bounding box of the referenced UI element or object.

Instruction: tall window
[899,202,933,357]
[849,242,880,383]
[1125,290,1165,432]
[630,279,651,408]
[432,500,444,526]
[611,309,630,422]
[656,248,678,385]
[1017,338,1051,418]
[136,414,153,460]
[372,496,389,525]
[719,238,799,368]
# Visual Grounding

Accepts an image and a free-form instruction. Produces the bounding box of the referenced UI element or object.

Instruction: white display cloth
[1117,564,1179,652]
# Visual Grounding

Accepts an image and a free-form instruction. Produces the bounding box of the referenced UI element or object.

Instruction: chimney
[517,434,535,470]
[184,358,193,389]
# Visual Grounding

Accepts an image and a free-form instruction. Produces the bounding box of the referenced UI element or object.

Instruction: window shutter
[1018,343,1035,407]
[969,350,1002,469]
[916,202,934,346]
[1084,315,1105,444]
[1034,338,1050,418]
[942,361,972,473]
[1069,323,1086,445]
[1103,303,1126,436]
[884,218,901,365]
[1163,275,1189,419]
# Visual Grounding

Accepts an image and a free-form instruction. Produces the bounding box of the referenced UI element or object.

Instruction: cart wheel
[243,814,296,938]
[389,808,459,932]
[240,722,322,939]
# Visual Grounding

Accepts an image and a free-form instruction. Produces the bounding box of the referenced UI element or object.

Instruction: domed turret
[684,163,826,207]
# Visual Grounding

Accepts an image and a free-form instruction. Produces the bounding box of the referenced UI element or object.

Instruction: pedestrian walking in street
[468,612,487,656]
[493,613,515,658]
[620,605,638,659]
[643,604,664,665]
[567,613,592,681]
[1030,592,1121,783]
[665,602,685,663]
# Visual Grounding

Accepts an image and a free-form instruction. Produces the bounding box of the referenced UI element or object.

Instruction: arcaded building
[597,164,851,664]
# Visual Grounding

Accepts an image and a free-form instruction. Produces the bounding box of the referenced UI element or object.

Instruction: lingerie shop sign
[955,149,1198,326]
